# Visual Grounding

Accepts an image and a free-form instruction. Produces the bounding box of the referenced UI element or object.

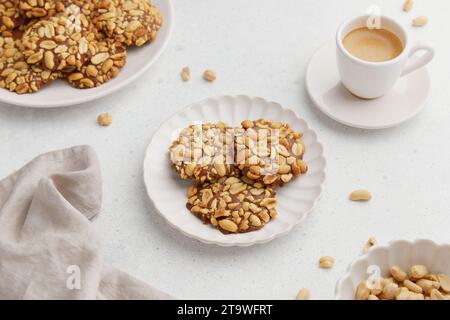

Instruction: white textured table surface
[1,0,450,300]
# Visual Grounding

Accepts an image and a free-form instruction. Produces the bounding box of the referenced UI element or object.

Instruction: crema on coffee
[343,27,403,62]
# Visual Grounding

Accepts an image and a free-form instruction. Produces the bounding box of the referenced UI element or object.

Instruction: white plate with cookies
[0,0,173,108]
[143,95,326,247]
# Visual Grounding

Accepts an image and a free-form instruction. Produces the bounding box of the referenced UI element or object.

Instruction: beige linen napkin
[0,145,172,300]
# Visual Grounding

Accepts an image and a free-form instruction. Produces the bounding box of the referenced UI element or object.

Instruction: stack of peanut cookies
[0,0,162,94]
[168,119,308,234]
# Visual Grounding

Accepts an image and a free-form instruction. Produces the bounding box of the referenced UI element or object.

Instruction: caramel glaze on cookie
[237,119,308,187]
[92,0,163,47]
[169,122,239,183]
[1,0,28,32]
[0,34,58,93]
[21,8,97,73]
[66,36,126,88]
[17,0,70,19]
[187,176,277,234]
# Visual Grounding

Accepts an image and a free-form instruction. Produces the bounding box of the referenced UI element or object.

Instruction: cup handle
[401,41,435,77]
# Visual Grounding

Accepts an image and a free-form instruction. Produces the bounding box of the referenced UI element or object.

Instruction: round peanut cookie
[92,0,163,47]
[22,12,96,72]
[0,36,58,94]
[236,119,308,187]
[66,38,126,88]
[186,176,278,234]
[169,123,239,183]
[1,0,27,32]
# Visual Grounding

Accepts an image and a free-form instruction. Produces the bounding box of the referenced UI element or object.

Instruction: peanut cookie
[236,119,308,187]
[92,0,163,47]
[1,0,27,32]
[17,0,66,18]
[0,35,58,93]
[186,176,277,234]
[66,38,126,88]
[16,0,94,19]
[169,123,239,183]
[22,11,96,72]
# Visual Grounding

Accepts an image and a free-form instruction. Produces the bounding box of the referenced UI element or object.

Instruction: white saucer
[306,42,430,129]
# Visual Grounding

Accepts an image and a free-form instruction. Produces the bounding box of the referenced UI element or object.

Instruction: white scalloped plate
[143,95,326,247]
[335,239,450,300]
[0,0,173,108]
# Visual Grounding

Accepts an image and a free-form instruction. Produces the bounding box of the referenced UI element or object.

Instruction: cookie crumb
[349,189,371,201]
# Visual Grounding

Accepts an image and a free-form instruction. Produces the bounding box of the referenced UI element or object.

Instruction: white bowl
[0,0,173,108]
[335,239,450,300]
[143,95,326,247]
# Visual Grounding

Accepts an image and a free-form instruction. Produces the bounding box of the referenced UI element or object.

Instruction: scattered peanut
[412,16,428,27]
[181,66,190,81]
[349,189,371,201]
[363,237,377,252]
[319,256,335,269]
[203,69,216,82]
[295,288,310,300]
[97,113,112,126]
[403,0,414,12]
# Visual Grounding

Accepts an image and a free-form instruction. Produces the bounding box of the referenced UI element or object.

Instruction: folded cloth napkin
[0,145,172,300]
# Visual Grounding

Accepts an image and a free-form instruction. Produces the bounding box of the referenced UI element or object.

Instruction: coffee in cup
[336,15,435,99]
[343,27,403,62]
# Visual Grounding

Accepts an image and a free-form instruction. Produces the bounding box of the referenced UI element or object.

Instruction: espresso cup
[336,15,435,99]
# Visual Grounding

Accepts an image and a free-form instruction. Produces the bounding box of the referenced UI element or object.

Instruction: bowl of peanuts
[335,239,450,300]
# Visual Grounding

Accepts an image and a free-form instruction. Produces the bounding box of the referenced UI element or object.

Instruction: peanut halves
[349,189,372,201]
[181,66,190,81]
[403,0,414,12]
[412,16,428,27]
[319,256,335,269]
[203,69,217,82]
[295,288,310,300]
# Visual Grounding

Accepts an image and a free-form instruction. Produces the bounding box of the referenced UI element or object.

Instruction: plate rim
[143,95,327,247]
[306,41,430,130]
[0,0,173,108]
